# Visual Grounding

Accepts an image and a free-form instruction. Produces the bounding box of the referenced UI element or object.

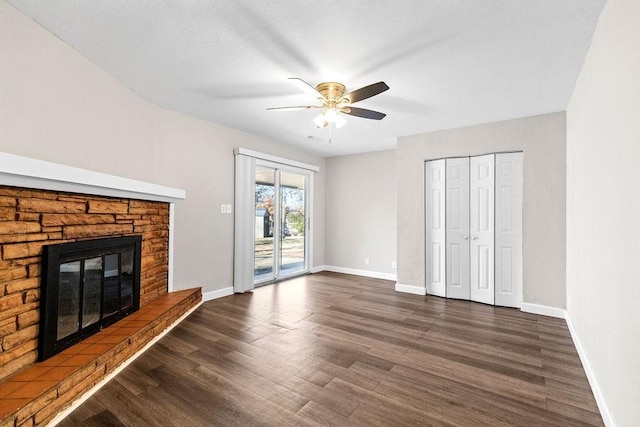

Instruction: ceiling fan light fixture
[324,108,338,122]
[313,108,347,129]
[334,113,347,128]
[313,113,328,128]
[270,78,388,132]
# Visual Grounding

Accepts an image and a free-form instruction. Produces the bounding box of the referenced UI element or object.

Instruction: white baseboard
[520,302,566,319]
[202,286,234,301]
[395,283,427,296]
[565,312,614,427]
[310,265,326,274]
[316,265,397,281]
[48,301,203,426]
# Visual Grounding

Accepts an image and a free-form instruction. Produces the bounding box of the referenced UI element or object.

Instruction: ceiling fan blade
[341,106,386,120]
[343,81,389,104]
[288,77,324,99]
[267,106,317,111]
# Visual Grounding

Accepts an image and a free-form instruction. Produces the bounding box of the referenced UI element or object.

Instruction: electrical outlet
[364,257,370,265]
[220,204,226,214]
[226,204,232,214]
[391,261,397,269]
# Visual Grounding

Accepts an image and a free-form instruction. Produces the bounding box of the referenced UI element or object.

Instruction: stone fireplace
[0,186,171,379]
[0,152,200,426]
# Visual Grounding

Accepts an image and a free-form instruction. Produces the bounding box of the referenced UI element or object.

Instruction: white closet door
[425,159,446,297]
[470,155,495,305]
[495,152,523,307]
[446,158,470,300]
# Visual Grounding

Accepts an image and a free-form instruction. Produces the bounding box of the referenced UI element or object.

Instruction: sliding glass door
[279,172,306,277]
[254,164,308,285]
[254,167,276,282]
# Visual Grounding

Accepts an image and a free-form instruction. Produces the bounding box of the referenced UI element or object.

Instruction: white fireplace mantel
[0,151,185,292]
[0,152,185,202]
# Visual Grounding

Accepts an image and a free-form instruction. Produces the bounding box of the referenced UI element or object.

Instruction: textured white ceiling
[8,0,605,157]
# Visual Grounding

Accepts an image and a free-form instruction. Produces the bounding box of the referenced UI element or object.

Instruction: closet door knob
[471,236,479,240]
[463,236,469,240]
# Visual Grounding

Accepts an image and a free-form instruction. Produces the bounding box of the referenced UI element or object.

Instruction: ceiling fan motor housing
[316,82,347,108]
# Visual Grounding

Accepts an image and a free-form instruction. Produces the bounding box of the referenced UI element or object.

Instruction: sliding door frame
[254,159,312,285]
[234,148,317,293]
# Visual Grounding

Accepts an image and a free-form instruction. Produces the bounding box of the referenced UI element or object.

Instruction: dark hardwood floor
[59,272,603,426]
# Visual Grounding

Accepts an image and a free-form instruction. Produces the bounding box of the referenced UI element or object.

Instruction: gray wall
[397,112,566,308]
[325,150,397,276]
[0,2,325,295]
[566,0,640,424]
[151,109,325,293]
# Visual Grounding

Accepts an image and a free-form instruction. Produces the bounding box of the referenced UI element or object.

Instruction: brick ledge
[0,288,202,427]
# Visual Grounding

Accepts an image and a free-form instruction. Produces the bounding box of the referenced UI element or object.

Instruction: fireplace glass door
[40,236,141,361]
[57,257,104,341]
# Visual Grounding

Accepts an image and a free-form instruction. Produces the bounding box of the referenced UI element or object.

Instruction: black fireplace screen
[39,235,142,361]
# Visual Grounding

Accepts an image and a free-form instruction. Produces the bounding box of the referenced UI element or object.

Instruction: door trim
[234,148,319,172]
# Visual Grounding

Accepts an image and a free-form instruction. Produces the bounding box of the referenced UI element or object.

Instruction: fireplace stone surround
[0,153,200,426]
[0,186,173,379]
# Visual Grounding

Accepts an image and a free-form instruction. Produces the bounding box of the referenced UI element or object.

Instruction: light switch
[226,204,232,214]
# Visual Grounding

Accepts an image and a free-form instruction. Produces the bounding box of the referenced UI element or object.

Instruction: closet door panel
[425,160,446,297]
[446,158,470,299]
[470,155,495,305]
[495,152,523,307]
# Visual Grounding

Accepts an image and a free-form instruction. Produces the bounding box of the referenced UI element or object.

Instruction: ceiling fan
[268,78,389,129]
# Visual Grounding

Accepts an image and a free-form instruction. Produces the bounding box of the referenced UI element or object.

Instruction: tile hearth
[0,288,201,427]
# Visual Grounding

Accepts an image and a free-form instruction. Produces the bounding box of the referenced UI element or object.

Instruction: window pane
[58,261,80,340]
[82,257,102,328]
[103,254,119,317]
